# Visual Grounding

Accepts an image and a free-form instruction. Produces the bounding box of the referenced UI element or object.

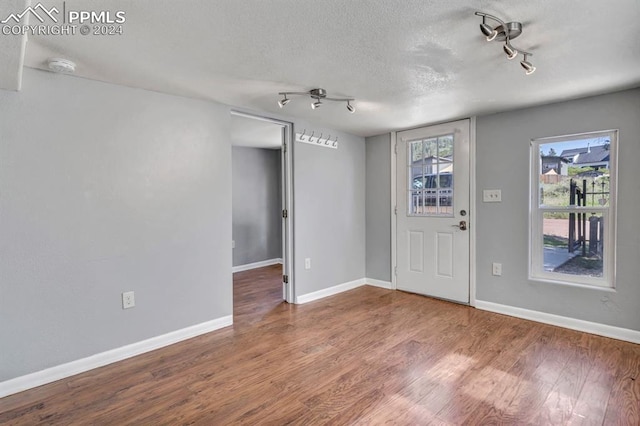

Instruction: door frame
[230,110,295,303]
[390,117,477,306]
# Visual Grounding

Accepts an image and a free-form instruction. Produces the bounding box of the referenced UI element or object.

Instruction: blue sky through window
[540,136,610,156]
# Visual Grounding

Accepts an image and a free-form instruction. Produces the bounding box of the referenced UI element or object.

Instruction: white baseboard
[0,315,233,399]
[475,300,640,344]
[232,258,282,273]
[365,278,394,290]
[295,278,366,304]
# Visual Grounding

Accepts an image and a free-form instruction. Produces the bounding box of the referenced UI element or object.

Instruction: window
[407,135,454,216]
[530,130,617,288]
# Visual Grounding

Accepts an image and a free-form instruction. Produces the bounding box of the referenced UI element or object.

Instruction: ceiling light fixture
[474,11,537,75]
[47,58,76,74]
[277,88,355,113]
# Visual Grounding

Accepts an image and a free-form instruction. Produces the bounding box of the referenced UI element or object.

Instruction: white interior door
[396,119,470,303]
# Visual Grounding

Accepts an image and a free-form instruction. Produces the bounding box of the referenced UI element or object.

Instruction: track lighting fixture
[277,88,355,113]
[520,54,536,75]
[474,11,537,75]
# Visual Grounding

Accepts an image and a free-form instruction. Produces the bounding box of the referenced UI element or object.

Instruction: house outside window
[530,130,617,288]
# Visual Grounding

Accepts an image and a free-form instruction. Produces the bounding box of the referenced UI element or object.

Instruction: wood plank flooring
[1,264,639,424]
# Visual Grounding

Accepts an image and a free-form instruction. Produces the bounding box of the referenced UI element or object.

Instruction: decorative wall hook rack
[296,129,338,149]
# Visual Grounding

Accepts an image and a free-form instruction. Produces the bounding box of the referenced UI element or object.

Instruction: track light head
[346,101,355,114]
[503,42,518,60]
[278,96,291,108]
[520,55,536,75]
[479,17,495,38]
[521,61,536,75]
[485,30,498,42]
[311,100,322,109]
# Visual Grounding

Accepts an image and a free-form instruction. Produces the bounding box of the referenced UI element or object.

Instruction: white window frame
[529,130,618,289]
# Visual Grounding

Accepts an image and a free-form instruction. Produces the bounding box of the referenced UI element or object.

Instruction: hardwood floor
[1,264,639,424]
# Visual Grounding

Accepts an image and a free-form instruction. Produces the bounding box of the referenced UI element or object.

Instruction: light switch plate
[483,189,502,202]
[492,263,502,276]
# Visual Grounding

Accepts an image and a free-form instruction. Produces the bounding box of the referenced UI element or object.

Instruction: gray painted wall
[476,88,640,331]
[232,147,282,266]
[363,88,640,332]
[3,70,634,388]
[293,120,366,297]
[0,69,232,381]
[0,71,369,382]
[365,134,391,281]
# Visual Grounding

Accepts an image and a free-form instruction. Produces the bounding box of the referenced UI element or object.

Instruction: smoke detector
[47,58,76,74]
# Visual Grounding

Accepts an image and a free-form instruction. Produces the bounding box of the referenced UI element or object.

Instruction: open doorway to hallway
[233,264,285,325]
[230,112,294,304]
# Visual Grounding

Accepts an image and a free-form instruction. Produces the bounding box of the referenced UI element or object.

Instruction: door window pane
[406,135,454,216]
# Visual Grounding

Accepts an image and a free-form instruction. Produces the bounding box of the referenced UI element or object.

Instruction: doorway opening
[230,111,294,304]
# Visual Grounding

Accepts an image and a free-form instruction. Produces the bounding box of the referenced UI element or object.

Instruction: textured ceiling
[10,0,640,136]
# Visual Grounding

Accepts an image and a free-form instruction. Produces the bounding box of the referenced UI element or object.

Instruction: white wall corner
[0,0,28,91]
[390,131,397,290]
[0,315,233,399]
[475,300,640,344]
[295,278,367,304]
[365,278,394,290]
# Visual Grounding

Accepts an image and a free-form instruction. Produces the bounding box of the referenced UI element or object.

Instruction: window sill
[529,276,616,292]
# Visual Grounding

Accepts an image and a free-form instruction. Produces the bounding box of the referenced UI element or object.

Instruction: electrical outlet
[122,291,135,309]
[232,240,235,249]
[492,263,502,276]
[305,258,311,270]
[483,189,502,202]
